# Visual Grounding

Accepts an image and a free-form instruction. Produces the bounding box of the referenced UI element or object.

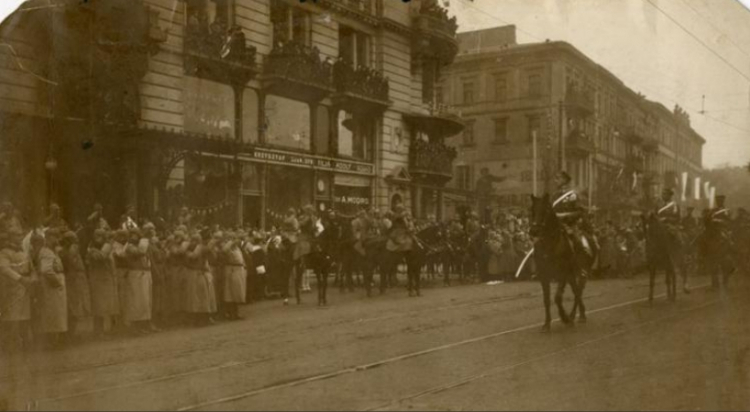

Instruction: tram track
[17,279,703,410]
[171,282,711,412]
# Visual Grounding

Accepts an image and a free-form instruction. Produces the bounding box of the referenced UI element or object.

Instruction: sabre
[515,247,534,279]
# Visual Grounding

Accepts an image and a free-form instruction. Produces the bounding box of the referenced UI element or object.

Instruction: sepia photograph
[0,0,749,410]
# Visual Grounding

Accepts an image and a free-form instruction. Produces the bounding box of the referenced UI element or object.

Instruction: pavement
[1,271,748,411]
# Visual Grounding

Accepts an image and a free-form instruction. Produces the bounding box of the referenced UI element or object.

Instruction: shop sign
[334,196,371,205]
[247,148,374,175]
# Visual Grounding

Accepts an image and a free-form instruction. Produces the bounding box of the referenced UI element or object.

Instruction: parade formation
[1,178,748,354]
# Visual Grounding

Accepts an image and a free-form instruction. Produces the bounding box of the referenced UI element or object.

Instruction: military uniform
[552,185,593,256]
[654,197,684,263]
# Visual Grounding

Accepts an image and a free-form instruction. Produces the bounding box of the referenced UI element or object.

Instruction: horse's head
[528,194,552,238]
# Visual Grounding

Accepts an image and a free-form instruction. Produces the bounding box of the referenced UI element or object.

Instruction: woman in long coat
[121,229,154,334]
[221,231,246,319]
[33,229,68,347]
[59,231,91,339]
[86,228,120,335]
[184,231,217,326]
[0,229,38,352]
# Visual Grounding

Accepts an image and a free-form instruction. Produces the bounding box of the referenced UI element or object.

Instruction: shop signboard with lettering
[241,147,375,176]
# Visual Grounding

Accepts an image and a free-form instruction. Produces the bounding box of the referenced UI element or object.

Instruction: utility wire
[642,0,750,83]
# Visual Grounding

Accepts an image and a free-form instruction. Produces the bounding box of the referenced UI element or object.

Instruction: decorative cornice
[314,0,382,27]
[380,17,413,36]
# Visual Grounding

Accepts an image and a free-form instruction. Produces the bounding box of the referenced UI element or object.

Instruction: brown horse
[642,213,681,302]
[529,195,589,332]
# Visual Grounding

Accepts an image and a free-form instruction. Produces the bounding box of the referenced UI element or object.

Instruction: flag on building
[704,181,711,199]
[709,186,716,209]
[681,172,688,202]
[694,176,701,200]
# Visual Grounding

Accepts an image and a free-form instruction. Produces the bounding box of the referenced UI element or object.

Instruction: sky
[1,0,749,169]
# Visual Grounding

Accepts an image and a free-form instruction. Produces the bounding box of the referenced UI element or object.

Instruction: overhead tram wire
[676,0,750,61]
[452,0,750,137]
[642,0,750,83]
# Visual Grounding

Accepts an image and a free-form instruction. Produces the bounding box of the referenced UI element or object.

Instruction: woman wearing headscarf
[184,230,217,326]
[59,231,91,340]
[86,228,120,335]
[0,228,38,352]
[32,228,68,347]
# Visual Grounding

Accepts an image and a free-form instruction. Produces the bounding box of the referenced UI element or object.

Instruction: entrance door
[242,195,262,229]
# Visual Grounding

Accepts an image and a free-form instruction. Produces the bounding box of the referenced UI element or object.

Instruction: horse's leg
[575,274,587,323]
[541,278,552,332]
[555,278,571,325]
[665,264,674,302]
[321,264,329,306]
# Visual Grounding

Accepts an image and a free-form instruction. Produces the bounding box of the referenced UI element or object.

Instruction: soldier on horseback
[551,171,595,276]
[652,187,689,295]
[704,195,735,289]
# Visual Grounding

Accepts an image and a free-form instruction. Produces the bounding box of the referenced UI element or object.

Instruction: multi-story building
[0,0,463,226]
[442,26,704,222]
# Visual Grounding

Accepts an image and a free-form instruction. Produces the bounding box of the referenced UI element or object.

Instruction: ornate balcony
[565,83,595,119]
[184,21,258,86]
[332,61,390,113]
[404,103,465,141]
[626,153,645,172]
[261,41,334,102]
[409,138,457,185]
[411,0,459,66]
[642,136,659,152]
[623,125,647,145]
[565,129,595,157]
[313,0,379,26]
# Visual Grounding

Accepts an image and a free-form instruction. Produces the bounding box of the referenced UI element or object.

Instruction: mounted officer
[704,195,735,288]
[653,187,689,293]
[551,171,595,275]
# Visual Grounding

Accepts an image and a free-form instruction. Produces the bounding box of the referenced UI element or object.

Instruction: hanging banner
[694,177,701,200]
[681,172,688,202]
[242,148,375,176]
[704,181,711,199]
[709,186,716,209]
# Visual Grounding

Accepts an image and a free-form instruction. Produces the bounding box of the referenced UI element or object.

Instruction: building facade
[442,26,704,222]
[0,0,462,227]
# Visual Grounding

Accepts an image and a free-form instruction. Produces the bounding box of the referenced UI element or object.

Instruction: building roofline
[452,39,707,144]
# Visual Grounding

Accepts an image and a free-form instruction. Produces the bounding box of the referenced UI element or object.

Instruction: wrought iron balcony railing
[333,61,389,103]
[184,22,258,84]
[410,138,457,180]
[263,41,334,90]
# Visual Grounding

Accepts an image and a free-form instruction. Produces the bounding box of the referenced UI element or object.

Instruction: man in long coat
[86,228,120,335]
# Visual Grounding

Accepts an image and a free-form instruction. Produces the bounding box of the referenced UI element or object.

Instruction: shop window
[242,88,259,144]
[315,105,330,155]
[337,110,373,161]
[241,163,261,193]
[422,60,438,104]
[264,95,311,151]
[456,165,472,190]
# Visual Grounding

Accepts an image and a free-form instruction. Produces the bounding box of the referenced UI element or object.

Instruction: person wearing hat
[86,228,120,335]
[386,203,421,296]
[296,204,317,296]
[43,203,69,231]
[704,194,735,289]
[207,230,226,318]
[121,228,155,334]
[220,231,246,319]
[0,201,25,236]
[120,205,139,231]
[59,231,92,340]
[184,230,217,326]
[33,228,68,347]
[112,229,130,325]
[653,187,688,289]
[551,170,596,273]
[166,229,190,325]
[144,223,167,327]
[0,228,38,352]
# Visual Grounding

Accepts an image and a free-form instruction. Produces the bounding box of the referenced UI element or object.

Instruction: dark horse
[641,213,681,302]
[529,194,590,332]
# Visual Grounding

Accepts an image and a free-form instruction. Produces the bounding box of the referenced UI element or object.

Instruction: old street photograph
[1,0,750,410]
